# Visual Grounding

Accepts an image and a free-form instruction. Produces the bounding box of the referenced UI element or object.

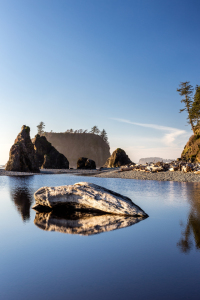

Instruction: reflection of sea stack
[104,148,132,168]
[11,187,33,221]
[34,210,145,236]
[5,125,39,172]
[177,183,200,253]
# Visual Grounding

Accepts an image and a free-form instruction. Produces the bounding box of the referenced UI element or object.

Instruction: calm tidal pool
[0,174,200,300]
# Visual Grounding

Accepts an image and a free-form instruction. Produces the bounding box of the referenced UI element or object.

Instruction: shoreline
[1,168,200,182]
[0,168,113,177]
[92,169,200,182]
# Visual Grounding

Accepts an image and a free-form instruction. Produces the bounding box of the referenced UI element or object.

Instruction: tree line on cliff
[37,123,109,145]
[178,81,200,134]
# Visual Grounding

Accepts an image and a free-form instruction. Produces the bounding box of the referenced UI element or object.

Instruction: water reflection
[178,183,200,253]
[9,176,34,222]
[34,209,146,236]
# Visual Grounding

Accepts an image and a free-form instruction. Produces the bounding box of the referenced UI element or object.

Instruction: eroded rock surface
[181,134,200,162]
[33,182,148,217]
[34,210,145,236]
[104,148,132,168]
[5,125,39,172]
[32,135,69,169]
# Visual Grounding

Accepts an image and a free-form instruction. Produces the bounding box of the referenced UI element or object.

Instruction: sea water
[0,174,200,300]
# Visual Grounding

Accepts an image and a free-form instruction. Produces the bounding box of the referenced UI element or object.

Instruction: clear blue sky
[1,0,200,163]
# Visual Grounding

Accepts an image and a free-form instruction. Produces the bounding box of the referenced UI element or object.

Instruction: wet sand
[0,168,103,177]
[1,168,200,182]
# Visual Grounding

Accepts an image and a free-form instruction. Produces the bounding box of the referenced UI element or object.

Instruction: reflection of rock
[104,148,132,168]
[34,210,146,236]
[11,187,33,221]
[32,135,69,169]
[33,182,148,217]
[5,125,39,172]
[177,183,200,253]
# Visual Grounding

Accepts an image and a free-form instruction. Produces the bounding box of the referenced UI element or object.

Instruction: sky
[0,0,200,164]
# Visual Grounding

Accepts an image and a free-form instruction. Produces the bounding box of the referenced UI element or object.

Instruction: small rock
[77,157,96,169]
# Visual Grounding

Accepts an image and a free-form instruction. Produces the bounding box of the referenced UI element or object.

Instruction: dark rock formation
[5,125,39,172]
[44,132,110,168]
[77,157,96,169]
[181,135,200,162]
[32,135,69,169]
[104,148,132,168]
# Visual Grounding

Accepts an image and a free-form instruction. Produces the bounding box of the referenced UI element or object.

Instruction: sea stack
[104,148,132,168]
[32,134,69,169]
[5,125,39,172]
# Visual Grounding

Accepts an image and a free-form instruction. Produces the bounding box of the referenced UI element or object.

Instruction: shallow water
[1,174,200,300]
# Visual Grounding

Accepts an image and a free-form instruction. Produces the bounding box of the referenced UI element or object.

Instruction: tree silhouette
[90,126,100,134]
[37,122,45,136]
[100,129,109,144]
[189,85,200,130]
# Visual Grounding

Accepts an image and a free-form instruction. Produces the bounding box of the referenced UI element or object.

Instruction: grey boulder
[33,182,148,217]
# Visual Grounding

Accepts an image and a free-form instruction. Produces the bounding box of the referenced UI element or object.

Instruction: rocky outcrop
[32,135,69,169]
[5,125,39,172]
[44,132,110,168]
[77,157,96,169]
[104,148,132,168]
[34,210,145,236]
[33,182,148,217]
[181,135,200,162]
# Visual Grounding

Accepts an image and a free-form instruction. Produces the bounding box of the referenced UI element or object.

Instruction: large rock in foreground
[33,182,148,217]
[104,148,132,168]
[5,125,39,172]
[34,211,145,236]
[181,134,200,162]
[77,157,96,169]
[32,135,69,169]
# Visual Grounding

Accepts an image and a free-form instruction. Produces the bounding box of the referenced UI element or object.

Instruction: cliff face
[181,135,200,162]
[44,132,110,168]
